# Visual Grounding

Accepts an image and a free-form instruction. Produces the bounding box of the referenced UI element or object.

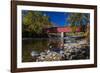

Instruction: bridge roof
[46,26,81,33]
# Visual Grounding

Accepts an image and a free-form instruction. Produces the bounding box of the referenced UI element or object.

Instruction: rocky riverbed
[30,39,90,62]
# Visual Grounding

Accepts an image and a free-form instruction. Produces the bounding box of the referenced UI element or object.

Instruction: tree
[67,13,90,32]
[22,11,52,34]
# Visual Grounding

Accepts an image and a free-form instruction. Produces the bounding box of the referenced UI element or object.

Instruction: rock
[30,51,39,57]
[37,51,62,61]
[37,55,46,62]
[40,52,46,56]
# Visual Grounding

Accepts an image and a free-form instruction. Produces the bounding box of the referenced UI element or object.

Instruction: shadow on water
[22,38,50,62]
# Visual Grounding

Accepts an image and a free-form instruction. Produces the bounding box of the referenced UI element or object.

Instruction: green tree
[67,13,90,32]
[23,11,52,34]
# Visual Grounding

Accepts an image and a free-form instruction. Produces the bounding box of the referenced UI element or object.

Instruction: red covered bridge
[46,26,81,33]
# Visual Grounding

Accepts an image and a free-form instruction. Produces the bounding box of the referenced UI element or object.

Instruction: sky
[43,11,70,27]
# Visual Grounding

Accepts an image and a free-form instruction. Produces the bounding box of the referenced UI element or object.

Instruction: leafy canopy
[23,11,52,34]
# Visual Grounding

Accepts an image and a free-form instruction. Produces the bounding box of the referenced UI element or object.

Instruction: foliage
[72,26,77,33]
[67,13,90,32]
[22,11,52,34]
